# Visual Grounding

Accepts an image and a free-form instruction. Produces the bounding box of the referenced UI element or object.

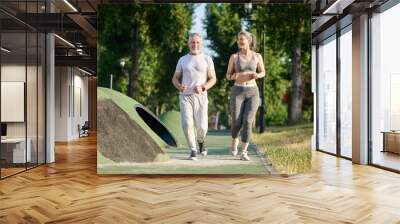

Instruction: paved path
[98,131,270,175]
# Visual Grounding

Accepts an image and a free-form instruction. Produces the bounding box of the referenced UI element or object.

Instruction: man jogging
[172,33,217,160]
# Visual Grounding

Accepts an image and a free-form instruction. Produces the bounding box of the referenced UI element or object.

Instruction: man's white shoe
[189,150,198,160]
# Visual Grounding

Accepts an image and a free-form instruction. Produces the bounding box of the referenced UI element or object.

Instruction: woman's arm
[254,53,265,79]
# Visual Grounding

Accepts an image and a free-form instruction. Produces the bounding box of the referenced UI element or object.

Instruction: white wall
[55,66,69,141]
[1,63,46,164]
[1,65,35,137]
[72,72,89,138]
[1,65,26,141]
[1,64,25,81]
[55,66,89,141]
[1,82,25,122]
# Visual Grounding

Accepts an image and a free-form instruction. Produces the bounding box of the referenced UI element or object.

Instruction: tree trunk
[151,94,158,115]
[215,111,219,130]
[127,22,140,98]
[288,27,303,124]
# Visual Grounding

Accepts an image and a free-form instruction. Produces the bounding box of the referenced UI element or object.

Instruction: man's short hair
[188,33,202,43]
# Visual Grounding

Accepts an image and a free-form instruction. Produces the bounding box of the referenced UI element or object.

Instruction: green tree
[204,3,242,126]
[97,4,193,104]
[254,4,311,124]
[149,5,194,114]
[205,3,299,126]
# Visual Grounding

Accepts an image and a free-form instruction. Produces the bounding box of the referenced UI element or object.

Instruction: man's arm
[172,71,187,92]
[203,68,217,91]
[196,57,217,93]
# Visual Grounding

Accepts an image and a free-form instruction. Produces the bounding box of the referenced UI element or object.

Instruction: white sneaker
[198,142,208,156]
[232,150,238,157]
[231,139,239,156]
[189,151,198,161]
[240,151,250,161]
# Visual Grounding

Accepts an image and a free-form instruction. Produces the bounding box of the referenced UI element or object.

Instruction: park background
[97,3,313,174]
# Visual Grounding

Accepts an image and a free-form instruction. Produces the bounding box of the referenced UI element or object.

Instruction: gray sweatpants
[179,94,208,151]
[230,86,259,143]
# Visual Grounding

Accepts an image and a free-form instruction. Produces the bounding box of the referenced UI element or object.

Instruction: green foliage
[302,107,313,122]
[253,4,311,54]
[253,4,312,124]
[204,3,312,126]
[97,4,193,114]
[159,111,186,147]
[98,3,312,124]
[204,4,242,125]
[136,46,160,107]
[263,48,290,125]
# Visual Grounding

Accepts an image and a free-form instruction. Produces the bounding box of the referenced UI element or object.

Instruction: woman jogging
[225,31,266,161]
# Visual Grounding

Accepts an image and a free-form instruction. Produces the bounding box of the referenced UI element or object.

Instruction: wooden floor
[1,167,26,178]
[1,135,400,223]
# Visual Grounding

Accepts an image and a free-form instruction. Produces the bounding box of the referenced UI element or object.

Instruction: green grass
[159,110,186,147]
[253,123,312,174]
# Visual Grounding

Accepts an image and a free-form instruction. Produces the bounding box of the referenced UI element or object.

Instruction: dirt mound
[97,99,165,163]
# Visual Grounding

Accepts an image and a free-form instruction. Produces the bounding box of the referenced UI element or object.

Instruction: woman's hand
[228,71,256,81]
[235,71,255,82]
[239,71,256,78]
[248,71,257,79]
[229,73,238,80]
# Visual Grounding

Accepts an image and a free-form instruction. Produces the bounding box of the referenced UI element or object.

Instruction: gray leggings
[230,86,260,143]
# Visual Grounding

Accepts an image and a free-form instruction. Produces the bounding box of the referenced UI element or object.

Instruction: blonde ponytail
[249,33,256,51]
